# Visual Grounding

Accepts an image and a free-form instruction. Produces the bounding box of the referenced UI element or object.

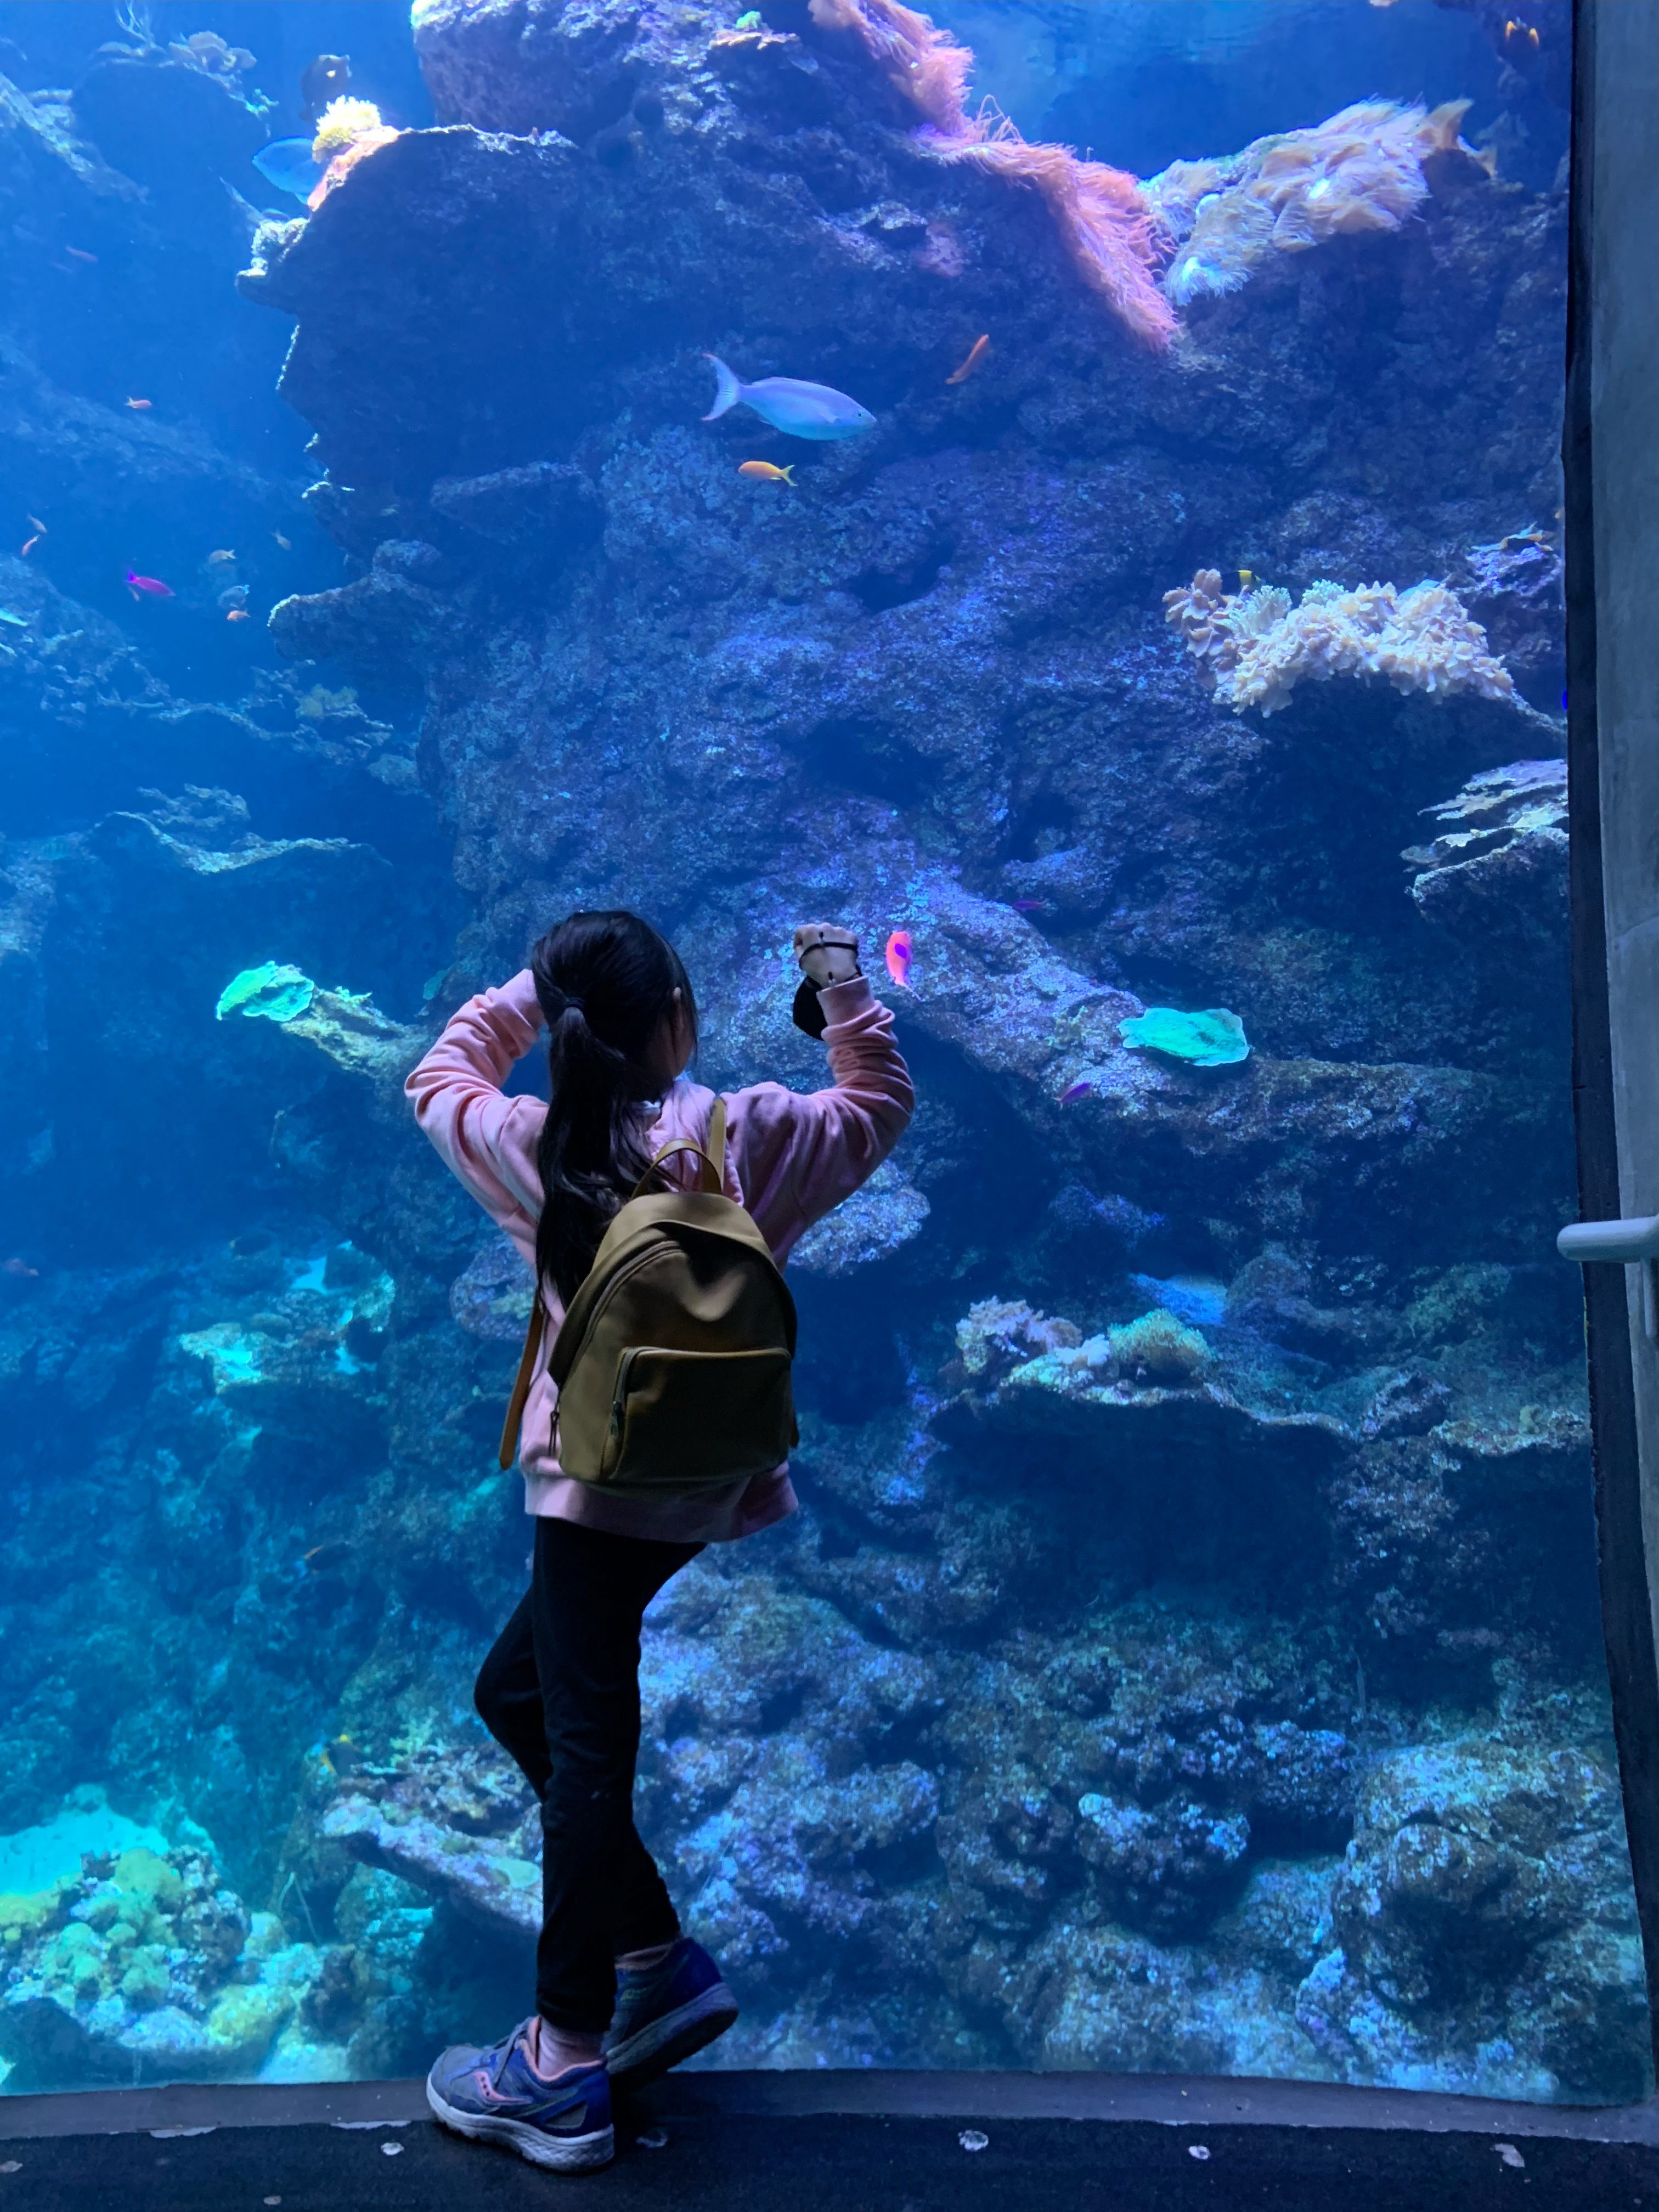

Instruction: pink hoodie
[405,968,915,1544]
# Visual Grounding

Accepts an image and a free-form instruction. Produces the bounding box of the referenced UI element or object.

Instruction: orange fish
[274,532,292,549]
[738,460,795,486]
[226,607,251,622]
[125,397,152,411]
[884,929,913,989]
[19,535,40,558]
[946,334,990,385]
[65,246,98,265]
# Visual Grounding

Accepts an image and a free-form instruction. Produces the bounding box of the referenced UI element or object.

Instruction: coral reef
[0,0,1639,2111]
[0,1795,326,2090]
[1403,758,1568,950]
[1146,99,1482,308]
[1297,1735,1649,2101]
[1165,569,1518,715]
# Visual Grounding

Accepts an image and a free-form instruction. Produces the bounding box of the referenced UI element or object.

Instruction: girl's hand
[794,923,861,989]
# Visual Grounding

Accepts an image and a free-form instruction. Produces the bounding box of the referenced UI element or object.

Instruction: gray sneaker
[603,1937,738,2092]
[426,2017,613,2171]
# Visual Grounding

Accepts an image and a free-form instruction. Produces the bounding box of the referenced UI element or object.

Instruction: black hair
[529,910,697,1305]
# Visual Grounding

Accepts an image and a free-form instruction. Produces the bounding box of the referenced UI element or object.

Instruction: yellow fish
[738,460,795,486]
[1237,567,1254,590]
[207,548,238,565]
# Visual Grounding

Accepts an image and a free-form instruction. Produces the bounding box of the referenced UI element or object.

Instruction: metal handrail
[1559,1214,1659,1340]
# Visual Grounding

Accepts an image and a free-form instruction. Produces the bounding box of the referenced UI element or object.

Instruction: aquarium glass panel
[0,0,1646,2104]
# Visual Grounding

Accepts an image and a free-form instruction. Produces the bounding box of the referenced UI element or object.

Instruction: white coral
[1166,571,1516,718]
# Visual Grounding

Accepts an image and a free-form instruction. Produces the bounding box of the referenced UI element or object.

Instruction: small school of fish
[884,930,913,990]
[703,355,876,441]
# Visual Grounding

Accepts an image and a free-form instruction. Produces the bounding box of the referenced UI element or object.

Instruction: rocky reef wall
[0,0,1645,2103]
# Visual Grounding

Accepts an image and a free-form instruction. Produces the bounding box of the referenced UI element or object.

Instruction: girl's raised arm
[405,970,546,1237]
[726,930,915,1256]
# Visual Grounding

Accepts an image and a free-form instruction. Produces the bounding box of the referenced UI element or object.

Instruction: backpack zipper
[609,1347,639,1440]
[558,1244,672,1388]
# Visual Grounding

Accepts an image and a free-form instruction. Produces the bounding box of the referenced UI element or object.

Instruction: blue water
[0,0,1641,2108]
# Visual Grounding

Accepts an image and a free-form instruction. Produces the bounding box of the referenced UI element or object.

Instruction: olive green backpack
[497,1099,799,1497]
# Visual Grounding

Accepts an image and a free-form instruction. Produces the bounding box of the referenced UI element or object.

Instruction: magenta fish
[125,569,174,599]
[1012,899,1048,912]
[1060,1080,1093,1104]
[884,930,913,990]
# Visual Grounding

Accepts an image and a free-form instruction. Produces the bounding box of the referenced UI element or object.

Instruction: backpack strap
[629,1097,728,1200]
[498,1295,547,1471]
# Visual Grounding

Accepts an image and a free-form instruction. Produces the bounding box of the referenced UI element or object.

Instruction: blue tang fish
[702,354,875,441]
[253,136,326,202]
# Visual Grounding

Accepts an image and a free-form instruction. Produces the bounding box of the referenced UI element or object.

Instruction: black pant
[473,1516,702,2032]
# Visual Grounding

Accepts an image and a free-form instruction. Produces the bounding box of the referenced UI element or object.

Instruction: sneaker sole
[606,1980,740,2094]
[425,2081,614,2172]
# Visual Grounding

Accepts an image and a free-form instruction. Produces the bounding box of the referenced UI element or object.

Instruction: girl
[404,910,913,2172]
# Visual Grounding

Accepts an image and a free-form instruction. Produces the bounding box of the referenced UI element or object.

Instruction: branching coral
[806,0,1174,348]
[1144,100,1479,308]
[1164,569,1516,718]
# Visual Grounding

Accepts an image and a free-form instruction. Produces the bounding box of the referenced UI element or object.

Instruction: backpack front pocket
[600,1345,797,1493]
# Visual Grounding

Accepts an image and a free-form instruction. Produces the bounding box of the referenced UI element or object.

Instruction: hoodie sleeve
[404,969,548,1245]
[725,976,915,1259]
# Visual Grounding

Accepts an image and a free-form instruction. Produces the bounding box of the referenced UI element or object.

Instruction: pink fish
[884,929,913,989]
[1012,899,1047,912]
[125,570,174,599]
[1060,1080,1093,1104]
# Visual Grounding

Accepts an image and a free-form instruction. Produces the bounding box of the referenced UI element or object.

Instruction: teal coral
[1119,1006,1250,1066]
[216,966,428,1084]
[215,961,315,1024]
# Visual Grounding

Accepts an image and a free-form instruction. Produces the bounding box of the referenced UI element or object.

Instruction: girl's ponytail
[529,911,696,1305]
